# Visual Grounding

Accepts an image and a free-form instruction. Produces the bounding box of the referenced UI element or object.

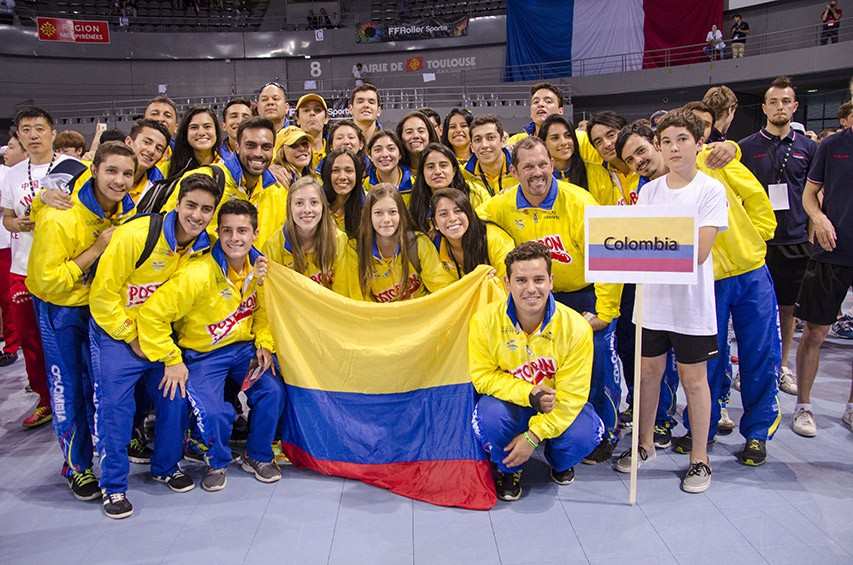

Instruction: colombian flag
[264,264,504,510]
[586,207,696,280]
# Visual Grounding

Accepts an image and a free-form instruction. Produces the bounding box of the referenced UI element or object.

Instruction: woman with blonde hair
[263,176,348,290]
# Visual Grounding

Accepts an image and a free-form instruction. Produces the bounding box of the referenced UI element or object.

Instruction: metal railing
[15,20,852,123]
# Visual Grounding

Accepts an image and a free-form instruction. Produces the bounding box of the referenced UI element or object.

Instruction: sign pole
[629,284,643,506]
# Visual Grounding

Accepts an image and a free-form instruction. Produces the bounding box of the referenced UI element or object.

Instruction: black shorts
[795,260,853,326]
[642,329,719,365]
[765,243,810,306]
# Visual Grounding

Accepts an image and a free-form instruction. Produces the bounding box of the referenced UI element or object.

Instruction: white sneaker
[779,367,798,395]
[842,407,853,432]
[718,407,736,432]
[792,407,817,437]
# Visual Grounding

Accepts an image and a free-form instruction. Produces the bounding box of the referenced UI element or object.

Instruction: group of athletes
[0,74,851,516]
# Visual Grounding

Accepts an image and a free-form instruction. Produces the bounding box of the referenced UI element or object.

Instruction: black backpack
[84,213,164,283]
[136,165,226,214]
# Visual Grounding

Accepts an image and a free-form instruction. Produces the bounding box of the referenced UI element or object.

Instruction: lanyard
[27,153,56,193]
[479,165,503,197]
[768,133,794,184]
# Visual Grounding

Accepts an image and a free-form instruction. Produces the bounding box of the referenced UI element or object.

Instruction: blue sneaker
[830,318,853,340]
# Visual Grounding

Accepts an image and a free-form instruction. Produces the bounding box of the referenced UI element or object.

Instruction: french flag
[505,0,724,80]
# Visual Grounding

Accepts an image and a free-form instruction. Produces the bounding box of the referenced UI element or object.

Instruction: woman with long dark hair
[430,188,514,281]
[321,148,364,239]
[408,143,490,235]
[364,130,414,205]
[165,106,224,180]
[395,110,439,178]
[538,114,588,190]
[441,108,473,167]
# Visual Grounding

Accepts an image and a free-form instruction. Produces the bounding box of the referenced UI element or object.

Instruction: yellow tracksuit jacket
[469,295,593,440]
[137,243,273,366]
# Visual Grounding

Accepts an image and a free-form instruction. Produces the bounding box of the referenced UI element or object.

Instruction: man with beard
[738,77,816,397]
[478,137,623,464]
[164,117,287,249]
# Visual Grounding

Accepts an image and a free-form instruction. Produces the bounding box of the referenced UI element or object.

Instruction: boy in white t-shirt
[614,110,728,494]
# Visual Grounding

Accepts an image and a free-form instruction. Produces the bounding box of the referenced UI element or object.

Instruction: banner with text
[356,17,469,44]
[37,17,110,44]
[584,206,697,284]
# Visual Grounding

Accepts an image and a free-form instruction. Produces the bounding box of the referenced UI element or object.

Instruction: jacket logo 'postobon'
[207,292,257,343]
[126,283,163,307]
[372,275,421,303]
[537,235,572,263]
[510,356,557,384]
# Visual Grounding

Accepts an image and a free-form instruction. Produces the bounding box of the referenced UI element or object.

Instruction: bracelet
[524,431,539,449]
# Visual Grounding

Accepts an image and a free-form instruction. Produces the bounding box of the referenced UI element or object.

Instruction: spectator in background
[352,63,365,87]
[730,14,750,58]
[805,130,819,142]
[705,25,725,60]
[53,130,87,159]
[703,85,738,142]
[0,0,15,25]
[817,128,837,142]
[820,1,843,44]
[839,101,853,128]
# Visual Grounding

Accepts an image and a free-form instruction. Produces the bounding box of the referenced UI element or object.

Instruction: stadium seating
[15,0,270,31]
[369,0,505,23]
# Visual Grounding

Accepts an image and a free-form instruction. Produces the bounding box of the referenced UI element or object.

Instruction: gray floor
[0,332,851,565]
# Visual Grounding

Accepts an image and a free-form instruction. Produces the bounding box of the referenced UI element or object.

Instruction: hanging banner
[37,17,111,44]
[356,17,469,44]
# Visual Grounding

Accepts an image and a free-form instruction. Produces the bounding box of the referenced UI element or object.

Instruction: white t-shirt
[0,166,12,249]
[706,29,724,49]
[634,170,728,336]
[0,154,72,276]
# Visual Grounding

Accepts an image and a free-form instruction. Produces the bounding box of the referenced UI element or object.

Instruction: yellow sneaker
[22,406,52,429]
[272,441,292,465]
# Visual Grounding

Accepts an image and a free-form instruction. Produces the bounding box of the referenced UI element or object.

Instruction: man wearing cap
[294,93,329,172]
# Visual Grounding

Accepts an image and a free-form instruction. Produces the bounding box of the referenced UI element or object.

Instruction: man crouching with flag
[469,241,604,501]
[137,200,284,496]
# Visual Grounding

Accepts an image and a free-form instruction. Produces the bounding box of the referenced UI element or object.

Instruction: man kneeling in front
[469,241,604,501]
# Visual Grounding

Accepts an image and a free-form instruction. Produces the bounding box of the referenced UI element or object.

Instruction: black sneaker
[153,469,195,493]
[582,439,614,464]
[102,491,134,519]
[672,433,715,455]
[230,415,249,445]
[654,425,673,449]
[550,467,575,486]
[0,351,17,367]
[495,471,523,501]
[619,406,633,427]
[738,439,766,467]
[67,468,100,501]
[183,438,209,463]
[127,434,152,465]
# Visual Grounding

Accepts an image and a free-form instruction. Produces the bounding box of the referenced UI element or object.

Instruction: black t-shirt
[731,21,749,42]
[806,128,853,266]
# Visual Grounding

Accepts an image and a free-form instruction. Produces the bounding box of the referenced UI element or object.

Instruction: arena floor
[0,329,851,565]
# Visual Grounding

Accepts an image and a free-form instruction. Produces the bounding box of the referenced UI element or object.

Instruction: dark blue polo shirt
[738,128,816,245]
[806,128,853,266]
